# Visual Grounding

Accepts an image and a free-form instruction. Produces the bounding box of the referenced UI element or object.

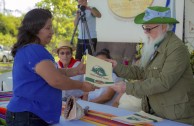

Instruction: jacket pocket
[163,104,176,119]
[163,102,188,120]
[147,66,162,78]
[187,90,194,116]
[162,92,194,120]
[188,90,194,107]
[174,101,194,119]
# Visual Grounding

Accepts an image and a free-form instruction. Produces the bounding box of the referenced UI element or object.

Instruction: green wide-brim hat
[134,6,179,24]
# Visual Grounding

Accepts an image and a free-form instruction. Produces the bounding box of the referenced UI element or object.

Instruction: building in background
[89,0,193,63]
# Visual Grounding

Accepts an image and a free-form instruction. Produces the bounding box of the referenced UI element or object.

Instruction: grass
[0,56,61,75]
[0,62,13,75]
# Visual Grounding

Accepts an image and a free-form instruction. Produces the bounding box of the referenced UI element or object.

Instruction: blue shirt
[7,44,62,124]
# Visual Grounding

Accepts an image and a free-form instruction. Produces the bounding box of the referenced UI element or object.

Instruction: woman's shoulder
[21,43,52,60]
[25,43,44,49]
[20,44,45,52]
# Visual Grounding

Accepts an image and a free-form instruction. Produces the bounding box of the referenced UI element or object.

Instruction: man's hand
[111,81,126,93]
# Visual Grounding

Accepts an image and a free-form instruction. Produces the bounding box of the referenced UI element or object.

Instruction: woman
[6,8,95,126]
[56,42,84,100]
[82,48,121,105]
[56,42,80,69]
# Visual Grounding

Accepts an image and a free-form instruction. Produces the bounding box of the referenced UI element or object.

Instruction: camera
[78,5,86,12]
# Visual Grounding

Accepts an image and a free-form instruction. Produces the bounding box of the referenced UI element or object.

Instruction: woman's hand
[81,82,98,92]
[111,81,126,93]
[76,60,86,75]
[105,59,118,68]
[82,92,89,101]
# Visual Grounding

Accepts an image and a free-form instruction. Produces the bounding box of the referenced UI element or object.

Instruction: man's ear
[162,24,168,32]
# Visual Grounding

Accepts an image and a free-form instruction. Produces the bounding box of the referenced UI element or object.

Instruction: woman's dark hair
[94,48,112,59]
[11,8,52,57]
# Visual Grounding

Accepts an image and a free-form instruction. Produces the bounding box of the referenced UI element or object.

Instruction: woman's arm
[58,61,85,77]
[87,7,101,18]
[35,60,95,92]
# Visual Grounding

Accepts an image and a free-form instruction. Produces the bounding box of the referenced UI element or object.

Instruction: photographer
[74,0,101,60]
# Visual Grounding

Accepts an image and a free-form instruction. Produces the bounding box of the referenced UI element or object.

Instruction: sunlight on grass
[0,62,13,74]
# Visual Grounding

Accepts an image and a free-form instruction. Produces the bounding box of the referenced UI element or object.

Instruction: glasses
[59,51,71,56]
[142,25,159,33]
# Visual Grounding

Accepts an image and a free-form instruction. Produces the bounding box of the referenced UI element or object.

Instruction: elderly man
[110,6,194,125]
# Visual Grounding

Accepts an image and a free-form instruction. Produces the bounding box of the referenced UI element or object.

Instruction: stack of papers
[111,111,163,125]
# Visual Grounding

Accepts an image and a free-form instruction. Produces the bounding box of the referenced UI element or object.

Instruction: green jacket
[114,32,194,125]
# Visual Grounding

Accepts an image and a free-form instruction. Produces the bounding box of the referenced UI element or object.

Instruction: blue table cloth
[52,100,191,126]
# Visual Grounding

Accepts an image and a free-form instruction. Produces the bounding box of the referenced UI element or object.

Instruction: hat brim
[57,46,75,53]
[52,46,75,54]
[134,13,179,24]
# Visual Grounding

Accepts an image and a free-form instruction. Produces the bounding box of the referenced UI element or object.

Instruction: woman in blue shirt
[6,8,96,126]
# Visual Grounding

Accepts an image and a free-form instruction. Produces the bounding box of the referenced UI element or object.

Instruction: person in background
[56,42,79,69]
[82,48,121,105]
[109,6,194,125]
[74,0,101,60]
[56,42,84,100]
[6,8,96,126]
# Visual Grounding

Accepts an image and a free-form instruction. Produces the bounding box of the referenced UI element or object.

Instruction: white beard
[140,33,166,68]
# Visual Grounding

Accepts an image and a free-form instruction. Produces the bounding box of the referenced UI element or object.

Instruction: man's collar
[156,31,173,53]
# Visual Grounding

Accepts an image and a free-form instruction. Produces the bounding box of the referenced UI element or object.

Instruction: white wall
[89,0,184,43]
[174,1,184,40]
[185,0,194,52]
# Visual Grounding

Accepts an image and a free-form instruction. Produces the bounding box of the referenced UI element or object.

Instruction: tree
[0,13,21,48]
[36,0,78,52]
[0,0,78,51]
[0,33,16,47]
[0,13,21,36]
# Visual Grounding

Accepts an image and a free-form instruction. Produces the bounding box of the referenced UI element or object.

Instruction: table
[52,100,191,126]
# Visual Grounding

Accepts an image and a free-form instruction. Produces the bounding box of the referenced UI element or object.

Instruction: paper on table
[111,111,163,125]
[85,54,114,87]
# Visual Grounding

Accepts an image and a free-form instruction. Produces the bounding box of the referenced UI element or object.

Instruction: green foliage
[0,13,21,36]
[0,0,78,52]
[135,42,143,60]
[0,13,21,48]
[190,50,194,74]
[36,0,78,52]
[0,33,16,48]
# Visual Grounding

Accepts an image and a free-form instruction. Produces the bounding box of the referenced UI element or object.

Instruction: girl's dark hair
[11,8,52,57]
[94,48,112,59]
